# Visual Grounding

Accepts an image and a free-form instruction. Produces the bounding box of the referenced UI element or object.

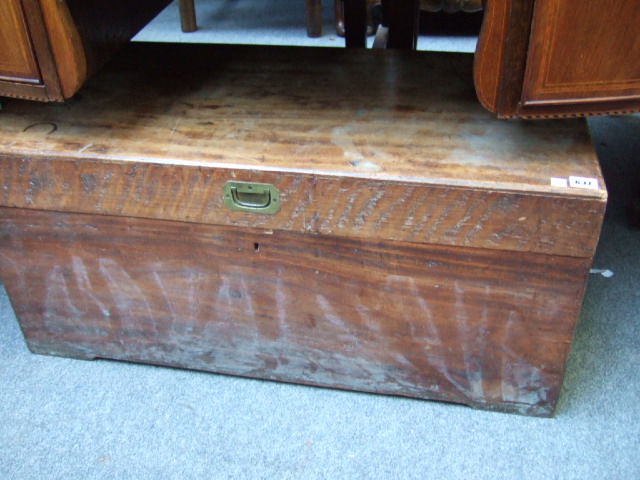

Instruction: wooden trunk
[0,43,606,416]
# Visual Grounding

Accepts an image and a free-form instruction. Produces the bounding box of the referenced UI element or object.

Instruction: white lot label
[550,177,568,188]
[569,176,599,190]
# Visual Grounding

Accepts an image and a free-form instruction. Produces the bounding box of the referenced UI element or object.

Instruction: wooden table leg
[343,0,367,48]
[305,0,323,37]
[179,0,197,33]
[335,0,345,36]
[383,0,420,50]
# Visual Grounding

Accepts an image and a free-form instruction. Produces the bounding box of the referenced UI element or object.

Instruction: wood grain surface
[0,154,605,258]
[0,43,606,257]
[0,207,593,416]
[0,44,603,190]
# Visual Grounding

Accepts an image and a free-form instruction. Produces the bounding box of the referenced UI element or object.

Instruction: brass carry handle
[223,181,280,214]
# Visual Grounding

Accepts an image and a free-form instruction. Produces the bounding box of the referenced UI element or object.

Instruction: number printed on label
[569,176,599,190]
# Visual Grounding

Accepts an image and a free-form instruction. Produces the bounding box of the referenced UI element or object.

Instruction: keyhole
[254,242,260,251]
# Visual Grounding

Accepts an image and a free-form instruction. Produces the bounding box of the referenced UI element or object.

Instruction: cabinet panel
[0,0,41,84]
[522,0,640,106]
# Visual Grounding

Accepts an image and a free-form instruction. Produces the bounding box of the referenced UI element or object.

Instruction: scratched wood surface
[0,207,592,416]
[0,43,606,257]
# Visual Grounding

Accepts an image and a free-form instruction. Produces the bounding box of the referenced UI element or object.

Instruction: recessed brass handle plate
[223,181,280,214]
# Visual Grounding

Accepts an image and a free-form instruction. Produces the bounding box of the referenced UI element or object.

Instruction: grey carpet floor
[1,1,639,478]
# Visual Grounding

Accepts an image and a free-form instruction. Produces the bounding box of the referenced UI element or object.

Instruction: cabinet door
[474,0,640,118]
[521,0,640,111]
[0,0,41,84]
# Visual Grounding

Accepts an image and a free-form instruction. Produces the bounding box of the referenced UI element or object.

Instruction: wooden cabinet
[521,0,640,114]
[0,0,61,101]
[475,0,640,118]
[0,0,41,85]
[0,0,171,102]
